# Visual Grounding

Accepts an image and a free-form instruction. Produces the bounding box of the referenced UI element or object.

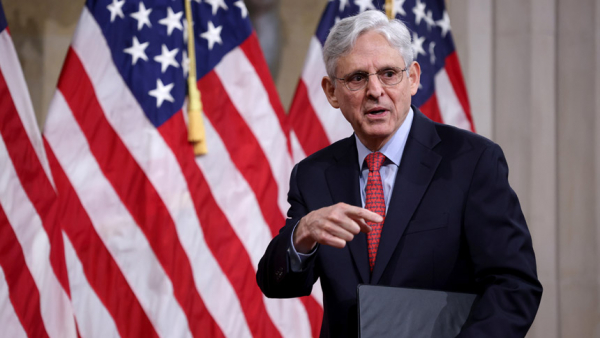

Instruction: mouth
[366,108,388,116]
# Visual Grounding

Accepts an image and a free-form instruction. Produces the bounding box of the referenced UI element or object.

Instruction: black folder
[357,285,476,338]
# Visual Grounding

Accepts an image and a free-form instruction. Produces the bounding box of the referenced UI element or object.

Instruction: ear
[408,61,421,96]
[321,76,340,109]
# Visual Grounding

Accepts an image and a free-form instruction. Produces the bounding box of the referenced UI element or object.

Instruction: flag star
[130,2,153,31]
[412,0,426,25]
[200,21,223,50]
[339,0,349,11]
[424,10,435,30]
[193,0,202,3]
[123,36,149,65]
[182,50,190,77]
[412,32,426,57]
[354,0,375,13]
[154,45,180,73]
[429,41,436,64]
[107,0,125,22]
[234,1,248,18]
[389,0,406,17]
[205,0,228,15]
[436,11,452,37]
[335,16,341,24]
[149,79,175,108]
[159,7,183,36]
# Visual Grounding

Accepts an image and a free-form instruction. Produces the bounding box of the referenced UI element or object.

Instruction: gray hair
[322,10,414,81]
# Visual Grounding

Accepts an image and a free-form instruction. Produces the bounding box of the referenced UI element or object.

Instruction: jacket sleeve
[458,143,543,337]
[256,164,320,298]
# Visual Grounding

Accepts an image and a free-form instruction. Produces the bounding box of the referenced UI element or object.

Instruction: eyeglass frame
[333,67,409,91]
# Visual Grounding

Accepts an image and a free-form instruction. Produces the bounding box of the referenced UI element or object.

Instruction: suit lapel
[324,137,371,284]
[371,108,442,284]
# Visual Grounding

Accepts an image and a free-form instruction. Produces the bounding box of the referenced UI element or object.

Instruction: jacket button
[275,267,284,281]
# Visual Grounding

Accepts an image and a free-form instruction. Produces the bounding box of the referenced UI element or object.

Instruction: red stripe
[158,110,283,338]
[199,71,285,239]
[56,48,224,338]
[0,204,50,338]
[44,139,159,338]
[239,33,291,153]
[300,296,323,337]
[0,68,71,298]
[288,80,331,157]
[418,92,444,124]
[443,52,475,132]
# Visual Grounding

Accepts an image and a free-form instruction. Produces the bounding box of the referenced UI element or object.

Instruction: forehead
[336,31,405,74]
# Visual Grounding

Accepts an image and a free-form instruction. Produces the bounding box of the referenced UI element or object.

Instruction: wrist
[293,217,317,254]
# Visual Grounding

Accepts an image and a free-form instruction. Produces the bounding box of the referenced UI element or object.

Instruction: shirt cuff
[288,220,318,272]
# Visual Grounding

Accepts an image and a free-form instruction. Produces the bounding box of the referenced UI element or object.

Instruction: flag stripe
[300,37,354,143]
[44,90,192,338]
[70,9,251,337]
[239,33,289,137]
[158,111,283,338]
[434,67,472,130]
[0,29,53,184]
[0,66,70,297]
[56,48,222,338]
[443,52,473,129]
[214,47,293,220]
[0,118,75,338]
[193,114,312,337]
[288,81,331,157]
[44,139,159,338]
[0,266,28,338]
[158,114,255,338]
[199,70,285,238]
[0,204,49,338]
[419,92,444,124]
[61,234,122,338]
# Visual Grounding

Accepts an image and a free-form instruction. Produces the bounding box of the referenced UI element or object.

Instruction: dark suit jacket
[257,107,542,337]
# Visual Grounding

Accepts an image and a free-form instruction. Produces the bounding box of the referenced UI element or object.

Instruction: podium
[357,285,476,338]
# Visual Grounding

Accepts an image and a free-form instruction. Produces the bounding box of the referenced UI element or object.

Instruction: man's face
[322,30,421,151]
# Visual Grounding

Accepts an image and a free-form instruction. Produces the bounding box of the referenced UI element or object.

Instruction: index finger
[343,205,383,231]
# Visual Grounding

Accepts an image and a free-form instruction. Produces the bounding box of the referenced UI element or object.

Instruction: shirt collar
[355,107,414,168]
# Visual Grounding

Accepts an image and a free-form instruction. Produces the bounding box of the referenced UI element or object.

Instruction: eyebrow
[342,66,399,76]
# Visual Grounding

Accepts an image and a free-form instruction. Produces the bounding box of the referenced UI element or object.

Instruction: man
[257,10,542,337]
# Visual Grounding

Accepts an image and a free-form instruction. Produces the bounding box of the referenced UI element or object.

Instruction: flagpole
[184,0,208,155]
[386,0,394,19]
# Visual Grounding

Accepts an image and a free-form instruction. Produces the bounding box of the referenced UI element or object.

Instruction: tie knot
[365,152,386,172]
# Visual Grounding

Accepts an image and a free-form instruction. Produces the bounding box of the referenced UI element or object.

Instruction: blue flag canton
[89,0,253,128]
[316,0,458,107]
[0,2,8,33]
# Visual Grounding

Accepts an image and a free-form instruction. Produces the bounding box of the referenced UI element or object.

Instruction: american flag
[289,0,474,162]
[0,1,78,337]
[43,0,321,337]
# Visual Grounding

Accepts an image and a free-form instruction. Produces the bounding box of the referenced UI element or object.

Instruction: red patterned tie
[365,152,386,270]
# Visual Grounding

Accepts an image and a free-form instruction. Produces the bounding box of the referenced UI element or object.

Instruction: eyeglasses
[334,67,408,91]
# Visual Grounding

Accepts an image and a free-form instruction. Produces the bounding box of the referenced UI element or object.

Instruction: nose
[365,73,384,99]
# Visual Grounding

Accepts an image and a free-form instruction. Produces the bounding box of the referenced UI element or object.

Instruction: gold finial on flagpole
[184,0,208,155]
[386,0,394,19]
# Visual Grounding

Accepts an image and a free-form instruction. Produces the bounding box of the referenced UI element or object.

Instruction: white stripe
[0,135,76,338]
[196,119,312,338]
[301,38,353,143]
[434,68,472,130]
[290,130,307,165]
[69,8,251,337]
[44,91,189,338]
[62,233,121,338]
[0,30,54,188]
[0,267,28,338]
[215,48,293,218]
